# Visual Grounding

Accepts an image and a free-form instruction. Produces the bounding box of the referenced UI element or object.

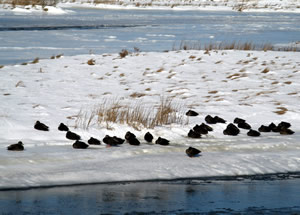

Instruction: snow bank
[0,50,300,189]
[0,4,72,15]
[58,0,300,12]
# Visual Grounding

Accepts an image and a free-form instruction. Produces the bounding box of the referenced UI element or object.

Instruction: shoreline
[1,171,300,191]
[1,2,300,13]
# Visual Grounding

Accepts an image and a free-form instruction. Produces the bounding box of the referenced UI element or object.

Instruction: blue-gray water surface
[0,8,299,65]
[1,174,300,214]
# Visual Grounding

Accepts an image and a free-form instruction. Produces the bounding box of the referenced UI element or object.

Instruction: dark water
[1,174,300,214]
[0,8,299,65]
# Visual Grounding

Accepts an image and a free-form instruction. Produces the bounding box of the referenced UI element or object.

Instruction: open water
[1,174,300,214]
[0,8,299,65]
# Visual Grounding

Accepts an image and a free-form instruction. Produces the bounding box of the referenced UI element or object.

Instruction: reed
[75,97,186,130]
[173,41,299,52]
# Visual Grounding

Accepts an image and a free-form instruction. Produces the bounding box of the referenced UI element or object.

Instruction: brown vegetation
[75,97,186,130]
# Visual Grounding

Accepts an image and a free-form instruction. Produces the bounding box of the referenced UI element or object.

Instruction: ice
[0,50,299,189]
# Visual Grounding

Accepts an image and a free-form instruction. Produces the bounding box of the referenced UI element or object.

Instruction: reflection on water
[1,175,300,214]
[0,8,299,65]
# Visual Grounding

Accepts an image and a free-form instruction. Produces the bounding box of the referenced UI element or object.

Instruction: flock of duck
[6,110,295,158]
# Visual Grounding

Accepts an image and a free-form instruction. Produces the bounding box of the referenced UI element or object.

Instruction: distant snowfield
[1,0,300,13]
[58,0,300,13]
[0,50,300,189]
[0,4,72,15]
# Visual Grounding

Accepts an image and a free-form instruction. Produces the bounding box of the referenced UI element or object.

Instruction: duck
[238,122,251,130]
[278,121,291,129]
[58,123,69,131]
[214,116,226,123]
[103,135,124,146]
[205,115,216,124]
[155,137,169,146]
[233,117,246,124]
[7,141,24,151]
[144,132,154,142]
[73,140,89,149]
[188,129,201,138]
[247,129,261,137]
[185,110,199,116]
[280,128,294,135]
[34,121,49,131]
[269,122,280,132]
[223,123,240,136]
[125,131,136,141]
[200,123,213,132]
[193,124,208,135]
[258,125,271,132]
[88,137,101,145]
[127,137,140,146]
[66,131,81,140]
[186,147,201,157]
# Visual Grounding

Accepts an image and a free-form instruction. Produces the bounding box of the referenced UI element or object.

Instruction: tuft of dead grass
[130,92,146,98]
[173,40,299,52]
[119,49,129,58]
[75,97,186,130]
[261,68,270,73]
[274,107,288,115]
[31,58,39,64]
[87,59,95,65]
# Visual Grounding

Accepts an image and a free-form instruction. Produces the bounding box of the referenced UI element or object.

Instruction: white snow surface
[0,4,72,15]
[0,50,300,189]
[58,0,300,12]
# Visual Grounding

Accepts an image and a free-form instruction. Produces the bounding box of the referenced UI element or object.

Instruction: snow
[0,50,300,189]
[1,0,300,13]
[0,5,72,15]
[58,0,300,13]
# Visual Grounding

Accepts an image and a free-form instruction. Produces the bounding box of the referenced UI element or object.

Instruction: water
[1,175,300,214]
[0,8,300,65]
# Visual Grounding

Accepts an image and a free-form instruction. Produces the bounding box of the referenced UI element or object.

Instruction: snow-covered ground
[58,0,300,12]
[0,50,299,189]
[0,4,72,14]
[1,0,300,13]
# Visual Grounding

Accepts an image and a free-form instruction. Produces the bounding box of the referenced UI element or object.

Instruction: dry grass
[274,107,288,115]
[75,97,186,130]
[173,41,299,52]
[261,68,270,73]
[87,59,95,65]
[119,49,129,58]
[31,58,39,64]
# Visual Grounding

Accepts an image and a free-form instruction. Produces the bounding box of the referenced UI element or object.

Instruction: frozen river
[0,8,299,65]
